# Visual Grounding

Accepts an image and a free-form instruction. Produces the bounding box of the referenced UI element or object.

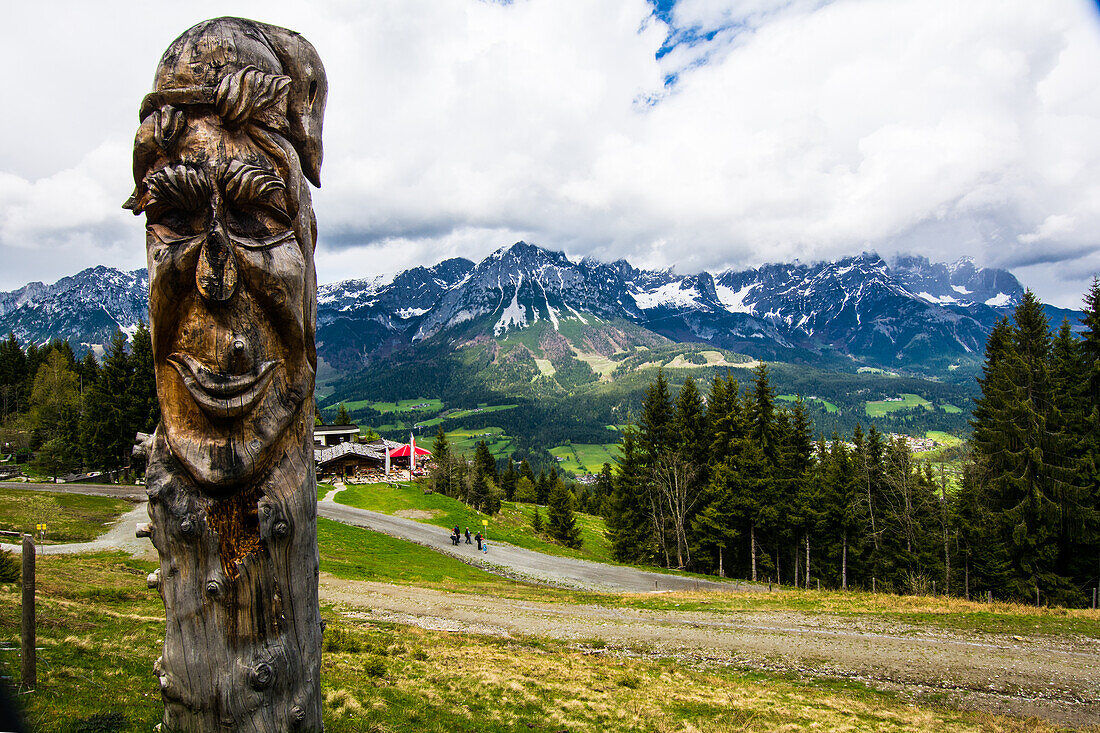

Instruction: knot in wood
[249,662,274,690]
[179,518,195,535]
[291,706,305,725]
[272,520,291,538]
[205,579,223,598]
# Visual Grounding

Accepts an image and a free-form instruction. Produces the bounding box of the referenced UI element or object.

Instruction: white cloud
[0,0,1098,307]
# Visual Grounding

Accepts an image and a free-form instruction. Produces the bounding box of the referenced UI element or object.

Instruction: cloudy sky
[2,0,1099,307]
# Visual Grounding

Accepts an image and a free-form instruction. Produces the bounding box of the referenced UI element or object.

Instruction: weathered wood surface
[125,17,327,731]
[21,535,34,691]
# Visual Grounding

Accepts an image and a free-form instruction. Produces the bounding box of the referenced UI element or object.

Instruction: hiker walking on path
[475,532,483,551]
[465,527,472,544]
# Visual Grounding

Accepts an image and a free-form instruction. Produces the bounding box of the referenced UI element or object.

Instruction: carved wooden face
[142,112,316,492]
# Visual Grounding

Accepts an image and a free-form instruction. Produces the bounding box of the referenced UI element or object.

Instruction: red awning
[388,443,431,458]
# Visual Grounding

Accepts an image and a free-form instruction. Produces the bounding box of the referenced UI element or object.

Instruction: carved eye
[225,205,292,243]
[148,207,207,243]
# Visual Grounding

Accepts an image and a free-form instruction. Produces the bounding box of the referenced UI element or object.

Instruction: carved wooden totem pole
[124,17,327,731]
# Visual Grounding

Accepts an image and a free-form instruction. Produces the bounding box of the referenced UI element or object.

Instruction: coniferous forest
[0,325,158,481]
[605,282,1100,608]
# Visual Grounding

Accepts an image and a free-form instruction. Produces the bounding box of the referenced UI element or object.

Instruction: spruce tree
[127,321,159,435]
[334,403,352,425]
[80,332,134,475]
[547,478,582,548]
[607,426,652,563]
[501,459,518,501]
[431,426,453,496]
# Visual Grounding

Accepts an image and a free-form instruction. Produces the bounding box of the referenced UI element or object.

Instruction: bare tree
[652,454,700,569]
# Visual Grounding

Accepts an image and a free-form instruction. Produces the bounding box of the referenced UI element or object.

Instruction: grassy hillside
[0,488,133,544]
[333,481,612,563]
[1,528,1093,731]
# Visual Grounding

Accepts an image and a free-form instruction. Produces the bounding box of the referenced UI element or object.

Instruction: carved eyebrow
[220,160,287,205]
[146,164,210,211]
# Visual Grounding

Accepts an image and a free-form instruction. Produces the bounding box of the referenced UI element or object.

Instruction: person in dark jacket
[465,527,472,544]
[475,532,482,551]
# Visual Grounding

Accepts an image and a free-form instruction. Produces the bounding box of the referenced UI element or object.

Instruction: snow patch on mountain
[494,276,528,335]
[715,284,756,314]
[631,282,701,310]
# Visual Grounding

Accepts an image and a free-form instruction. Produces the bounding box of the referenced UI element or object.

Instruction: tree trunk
[145,427,322,731]
[794,543,800,589]
[805,534,811,590]
[965,558,970,602]
[718,547,725,578]
[750,522,757,583]
[842,530,848,591]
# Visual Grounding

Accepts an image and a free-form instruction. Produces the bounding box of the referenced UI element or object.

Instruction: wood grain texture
[127,17,327,732]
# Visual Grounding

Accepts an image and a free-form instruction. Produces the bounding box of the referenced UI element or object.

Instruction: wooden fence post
[21,535,34,691]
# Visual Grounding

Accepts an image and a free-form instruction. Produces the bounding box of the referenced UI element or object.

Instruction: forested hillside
[603,283,1100,607]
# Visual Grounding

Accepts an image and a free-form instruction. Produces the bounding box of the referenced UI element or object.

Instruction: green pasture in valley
[864,393,932,417]
[549,444,619,474]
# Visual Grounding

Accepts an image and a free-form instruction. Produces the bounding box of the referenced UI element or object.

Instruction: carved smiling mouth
[167,352,281,420]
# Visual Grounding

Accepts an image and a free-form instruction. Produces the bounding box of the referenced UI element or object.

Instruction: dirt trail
[320,575,1100,728]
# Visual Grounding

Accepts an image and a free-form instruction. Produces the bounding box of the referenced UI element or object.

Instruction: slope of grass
[318,518,560,597]
[445,427,513,456]
[549,443,619,474]
[865,393,932,417]
[0,488,133,544]
[0,552,1072,732]
[333,482,613,563]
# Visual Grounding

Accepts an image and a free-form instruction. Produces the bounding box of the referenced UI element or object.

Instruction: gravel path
[321,576,1100,728]
[3,502,155,559]
[319,491,749,593]
[0,480,147,500]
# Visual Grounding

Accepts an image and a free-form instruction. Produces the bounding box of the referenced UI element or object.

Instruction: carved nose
[227,336,254,375]
[196,223,238,302]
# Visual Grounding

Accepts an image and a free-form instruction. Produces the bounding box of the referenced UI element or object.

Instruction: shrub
[322,625,361,653]
[0,550,19,583]
[364,656,386,678]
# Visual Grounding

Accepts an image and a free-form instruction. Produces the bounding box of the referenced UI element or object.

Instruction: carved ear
[252,22,327,188]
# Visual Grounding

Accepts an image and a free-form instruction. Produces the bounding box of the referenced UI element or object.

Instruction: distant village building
[315,438,404,480]
[314,424,360,447]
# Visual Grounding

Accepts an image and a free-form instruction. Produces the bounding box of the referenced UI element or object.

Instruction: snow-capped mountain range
[0,242,1057,372]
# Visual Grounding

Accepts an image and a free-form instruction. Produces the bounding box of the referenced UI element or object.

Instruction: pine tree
[334,403,352,425]
[547,478,582,548]
[991,292,1079,604]
[1079,279,1100,596]
[532,505,544,534]
[607,426,653,563]
[127,321,159,435]
[431,426,453,496]
[501,459,518,501]
[0,333,27,420]
[80,332,134,476]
